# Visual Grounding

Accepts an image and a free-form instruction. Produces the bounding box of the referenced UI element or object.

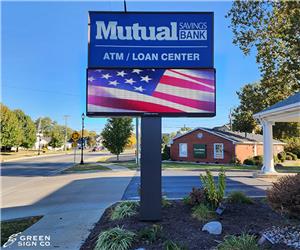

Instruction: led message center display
[88,12,214,68]
[87,68,215,117]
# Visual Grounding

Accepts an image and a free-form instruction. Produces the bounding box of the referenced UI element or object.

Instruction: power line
[2,84,80,97]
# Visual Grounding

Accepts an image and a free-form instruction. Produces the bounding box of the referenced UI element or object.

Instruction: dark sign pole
[140,116,162,221]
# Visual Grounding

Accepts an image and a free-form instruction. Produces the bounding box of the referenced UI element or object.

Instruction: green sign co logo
[3,232,21,248]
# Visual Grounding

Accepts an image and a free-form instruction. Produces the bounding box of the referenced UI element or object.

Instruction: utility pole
[37,118,42,155]
[63,115,70,151]
[80,113,85,165]
[229,109,232,131]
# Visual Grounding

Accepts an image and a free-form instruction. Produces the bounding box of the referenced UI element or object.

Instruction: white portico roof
[253,92,300,122]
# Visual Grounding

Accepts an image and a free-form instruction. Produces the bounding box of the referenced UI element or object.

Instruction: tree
[126,134,136,148]
[35,117,56,137]
[179,126,192,133]
[231,82,299,139]
[227,2,300,138]
[162,133,171,146]
[101,118,133,160]
[14,109,36,149]
[87,131,97,148]
[0,104,23,150]
[232,108,258,134]
[48,125,64,148]
[226,1,300,105]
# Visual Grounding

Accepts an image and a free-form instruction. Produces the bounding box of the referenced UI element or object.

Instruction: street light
[80,113,85,165]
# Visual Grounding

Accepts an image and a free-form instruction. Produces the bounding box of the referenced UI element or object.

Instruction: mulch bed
[81,199,298,250]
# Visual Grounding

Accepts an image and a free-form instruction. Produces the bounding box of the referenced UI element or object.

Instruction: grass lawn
[276,165,300,173]
[111,161,260,170]
[111,160,300,173]
[0,150,71,162]
[63,163,111,172]
[162,162,260,170]
[115,161,139,170]
[1,216,42,246]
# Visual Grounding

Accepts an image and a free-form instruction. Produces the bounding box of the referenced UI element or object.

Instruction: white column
[261,120,276,173]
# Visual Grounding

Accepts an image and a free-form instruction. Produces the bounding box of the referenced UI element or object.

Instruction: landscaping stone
[262,225,300,249]
[202,221,222,235]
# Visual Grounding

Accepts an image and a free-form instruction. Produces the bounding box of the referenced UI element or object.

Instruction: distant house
[34,135,51,150]
[170,127,285,164]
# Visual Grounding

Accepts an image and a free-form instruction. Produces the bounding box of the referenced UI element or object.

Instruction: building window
[179,143,188,157]
[214,143,224,159]
[193,144,207,158]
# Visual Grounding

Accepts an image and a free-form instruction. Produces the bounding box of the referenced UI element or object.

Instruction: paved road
[123,169,274,199]
[1,152,136,249]
[0,151,133,177]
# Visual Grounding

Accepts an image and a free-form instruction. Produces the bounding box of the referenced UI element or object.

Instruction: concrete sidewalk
[2,170,135,250]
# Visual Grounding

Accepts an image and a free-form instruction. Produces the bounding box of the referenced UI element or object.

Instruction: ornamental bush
[185,187,206,206]
[192,204,215,222]
[286,152,298,160]
[277,151,286,162]
[110,201,138,220]
[217,234,259,250]
[267,174,300,219]
[243,158,255,165]
[253,155,263,166]
[227,191,253,204]
[283,137,300,158]
[95,226,135,250]
[200,168,226,208]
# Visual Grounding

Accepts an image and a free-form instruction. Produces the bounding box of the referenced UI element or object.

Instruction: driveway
[0,151,134,177]
[123,169,274,200]
[1,152,136,249]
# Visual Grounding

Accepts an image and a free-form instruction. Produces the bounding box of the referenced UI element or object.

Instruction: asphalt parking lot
[122,169,273,200]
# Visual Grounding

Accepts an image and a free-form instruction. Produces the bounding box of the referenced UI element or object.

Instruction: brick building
[170,127,284,164]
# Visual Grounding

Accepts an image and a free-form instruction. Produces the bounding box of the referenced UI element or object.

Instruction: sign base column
[140,116,162,221]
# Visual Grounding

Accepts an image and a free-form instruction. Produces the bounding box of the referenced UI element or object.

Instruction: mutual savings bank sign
[88,12,214,68]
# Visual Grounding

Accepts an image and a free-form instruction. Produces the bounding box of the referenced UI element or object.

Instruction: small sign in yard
[71,141,78,163]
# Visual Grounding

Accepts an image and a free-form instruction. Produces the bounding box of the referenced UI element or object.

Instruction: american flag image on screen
[87,68,215,115]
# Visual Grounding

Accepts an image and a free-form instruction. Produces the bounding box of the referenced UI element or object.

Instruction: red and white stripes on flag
[87,69,215,114]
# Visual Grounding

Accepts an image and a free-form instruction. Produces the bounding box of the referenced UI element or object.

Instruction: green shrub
[253,155,263,166]
[185,187,206,206]
[162,196,172,208]
[227,191,253,204]
[217,234,259,250]
[267,174,300,219]
[163,240,187,250]
[200,168,226,208]
[192,204,215,222]
[110,201,138,220]
[283,137,300,158]
[286,151,298,160]
[95,226,135,250]
[277,151,286,162]
[229,157,241,165]
[162,145,171,160]
[182,196,191,205]
[138,224,163,244]
[243,158,255,165]
[273,154,280,164]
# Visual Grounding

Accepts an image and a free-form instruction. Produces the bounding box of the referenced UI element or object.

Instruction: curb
[1,152,74,163]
